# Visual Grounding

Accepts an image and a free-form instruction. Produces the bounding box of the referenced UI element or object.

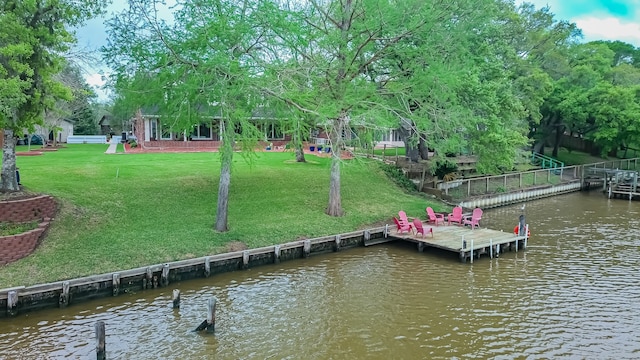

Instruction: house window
[191,121,212,140]
[392,129,402,142]
[210,121,221,141]
[257,121,284,140]
[161,123,172,140]
[150,119,158,140]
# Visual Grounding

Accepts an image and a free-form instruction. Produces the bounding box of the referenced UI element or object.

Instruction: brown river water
[1,190,639,359]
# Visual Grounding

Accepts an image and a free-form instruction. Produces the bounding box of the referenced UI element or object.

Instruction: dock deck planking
[391,224,527,262]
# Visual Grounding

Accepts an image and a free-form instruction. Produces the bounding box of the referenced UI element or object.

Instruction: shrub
[379,163,417,192]
[434,161,458,179]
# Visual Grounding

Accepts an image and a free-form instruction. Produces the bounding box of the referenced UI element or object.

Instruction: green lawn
[1,145,447,288]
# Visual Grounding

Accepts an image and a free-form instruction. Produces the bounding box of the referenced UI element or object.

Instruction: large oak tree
[0,0,106,191]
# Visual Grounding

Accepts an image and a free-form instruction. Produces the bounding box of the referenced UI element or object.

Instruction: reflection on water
[1,191,640,359]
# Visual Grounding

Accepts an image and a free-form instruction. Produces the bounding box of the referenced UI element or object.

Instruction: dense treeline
[3,0,640,227]
[102,0,640,227]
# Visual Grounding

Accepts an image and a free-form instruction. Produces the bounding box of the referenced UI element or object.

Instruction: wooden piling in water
[59,281,70,308]
[7,290,18,317]
[303,240,311,258]
[334,235,341,252]
[470,239,474,264]
[195,297,216,333]
[144,267,153,289]
[161,264,170,287]
[95,321,106,360]
[204,256,211,277]
[242,250,250,269]
[112,273,120,297]
[273,245,281,264]
[518,215,526,237]
[172,289,180,309]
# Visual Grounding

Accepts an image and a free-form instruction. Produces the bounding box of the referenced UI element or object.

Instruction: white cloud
[572,16,640,46]
[85,73,111,103]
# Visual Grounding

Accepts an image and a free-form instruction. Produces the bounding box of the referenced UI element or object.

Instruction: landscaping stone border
[0,220,51,266]
[0,195,57,265]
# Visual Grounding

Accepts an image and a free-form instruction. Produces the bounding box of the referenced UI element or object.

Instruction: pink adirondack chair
[463,208,483,229]
[448,206,464,225]
[393,217,412,234]
[413,218,433,238]
[398,210,412,225]
[426,207,445,226]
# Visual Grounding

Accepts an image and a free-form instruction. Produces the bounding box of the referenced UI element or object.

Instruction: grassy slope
[1,145,447,287]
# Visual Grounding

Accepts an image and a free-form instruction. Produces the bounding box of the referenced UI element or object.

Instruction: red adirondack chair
[448,206,464,225]
[462,208,483,229]
[393,217,412,234]
[413,218,433,238]
[426,207,445,226]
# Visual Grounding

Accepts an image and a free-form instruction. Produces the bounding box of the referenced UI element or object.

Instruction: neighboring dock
[388,224,528,263]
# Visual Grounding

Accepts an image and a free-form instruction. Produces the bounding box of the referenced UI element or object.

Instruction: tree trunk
[326,115,345,217]
[293,132,305,162]
[396,121,419,162]
[327,153,343,216]
[551,124,565,157]
[295,146,305,162]
[214,120,233,232]
[418,137,429,160]
[1,129,20,192]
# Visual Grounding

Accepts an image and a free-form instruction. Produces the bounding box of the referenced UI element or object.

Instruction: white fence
[67,135,107,144]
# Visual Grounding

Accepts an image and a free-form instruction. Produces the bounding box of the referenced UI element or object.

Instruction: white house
[33,118,74,143]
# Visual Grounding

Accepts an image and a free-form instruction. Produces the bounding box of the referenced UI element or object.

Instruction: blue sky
[522,0,640,46]
[78,0,640,102]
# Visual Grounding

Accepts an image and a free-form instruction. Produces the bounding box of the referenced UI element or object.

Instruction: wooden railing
[437,157,640,201]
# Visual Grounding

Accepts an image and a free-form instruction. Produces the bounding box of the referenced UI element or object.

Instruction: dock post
[515,235,519,252]
[204,257,211,277]
[489,239,493,259]
[145,267,153,289]
[303,240,311,258]
[334,235,341,252]
[195,297,217,333]
[95,321,106,360]
[112,273,120,297]
[273,245,281,264]
[59,281,70,308]
[524,224,529,249]
[418,242,425,252]
[242,250,250,269]
[161,264,170,287]
[518,215,526,237]
[172,289,180,309]
[7,290,18,317]
[470,239,474,264]
[384,224,388,238]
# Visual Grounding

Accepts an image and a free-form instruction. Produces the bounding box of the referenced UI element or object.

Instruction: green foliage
[0,0,107,191]
[0,221,38,236]
[434,161,458,180]
[379,163,417,193]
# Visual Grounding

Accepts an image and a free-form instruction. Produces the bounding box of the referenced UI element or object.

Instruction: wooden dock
[390,225,528,263]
